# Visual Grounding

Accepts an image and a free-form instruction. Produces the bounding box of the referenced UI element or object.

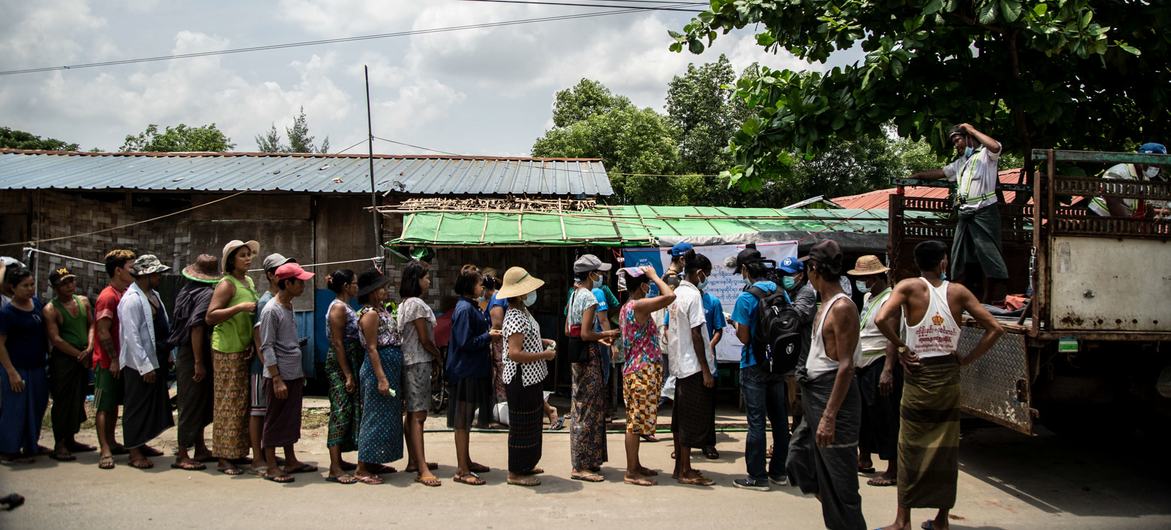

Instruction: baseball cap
[668,242,694,258]
[807,240,844,274]
[731,248,764,270]
[262,253,296,272]
[48,265,77,286]
[573,254,612,274]
[777,256,805,274]
[275,262,314,281]
[1138,142,1167,155]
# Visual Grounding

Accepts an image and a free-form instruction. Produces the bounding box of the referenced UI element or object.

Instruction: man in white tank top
[874,241,1004,530]
[786,240,867,530]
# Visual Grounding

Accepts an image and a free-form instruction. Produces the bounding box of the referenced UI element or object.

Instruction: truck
[887,149,1171,434]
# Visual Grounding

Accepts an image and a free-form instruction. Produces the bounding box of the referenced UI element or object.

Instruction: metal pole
[365,65,382,255]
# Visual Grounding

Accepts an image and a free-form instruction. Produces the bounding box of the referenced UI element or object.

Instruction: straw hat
[847,255,890,277]
[495,266,545,299]
[220,240,260,273]
[182,254,222,284]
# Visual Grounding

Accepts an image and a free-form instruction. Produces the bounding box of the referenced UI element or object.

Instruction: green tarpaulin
[388,205,902,248]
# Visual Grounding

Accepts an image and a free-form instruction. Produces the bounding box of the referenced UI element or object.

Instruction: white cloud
[0,0,118,67]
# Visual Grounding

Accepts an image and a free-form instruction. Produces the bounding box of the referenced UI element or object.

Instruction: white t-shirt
[667,281,715,379]
[944,146,1000,211]
[1088,163,1148,217]
[858,288,893,368]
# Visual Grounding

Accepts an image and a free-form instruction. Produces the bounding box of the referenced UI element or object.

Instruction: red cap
[275,262,314,281]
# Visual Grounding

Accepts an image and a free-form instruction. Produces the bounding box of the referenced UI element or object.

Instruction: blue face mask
[696,273,708,291]
[523,291,537,307]
[782,276,797,291]
[854,280,870,294]
[963,146,974,159]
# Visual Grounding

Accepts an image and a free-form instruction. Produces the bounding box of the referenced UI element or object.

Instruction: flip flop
[326,475,359,485]
[354,473,384,485]
[570,472,604,483]
[98,455,115,470]
[639,433,659,443]
[415,475,443,487]
[49,451,77,462]
[677,474,715,486]
[128,459,154,470]
[284,463,319,474]
[623,476,656,486]
[857,465,876,474]
[508,476,541,487]
[217,466,244,476]
[405,462,440,473]
[453,472,485,486]
[867,476,897,487]
[468,462,490,473]
[170,460,207,471]
[263,474,295,484]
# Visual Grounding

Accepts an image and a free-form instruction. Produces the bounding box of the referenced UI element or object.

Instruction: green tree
[551,79,633,128]
[121,123,234,152]
[673,0,1169,189]
[665,55,747,176]
[0,127,79,151]
[286,107,329,154]
[255,124,282,152]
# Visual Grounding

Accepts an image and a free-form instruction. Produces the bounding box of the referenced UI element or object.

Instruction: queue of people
[0,234,1008,528]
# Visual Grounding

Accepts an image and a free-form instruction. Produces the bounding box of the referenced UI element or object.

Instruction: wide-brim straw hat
[847,254,890,276]
[182,254,222,284]
[496,266,545,299]
[220,240,260,273]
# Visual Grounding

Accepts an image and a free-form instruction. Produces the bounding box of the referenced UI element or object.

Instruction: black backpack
[747,286,802,374]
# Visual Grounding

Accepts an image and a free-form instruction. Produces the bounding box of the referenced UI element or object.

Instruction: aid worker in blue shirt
[729,248,790,491]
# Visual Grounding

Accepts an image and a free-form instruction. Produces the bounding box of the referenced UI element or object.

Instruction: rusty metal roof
[832,169,1025,209]
[0,149,612,197]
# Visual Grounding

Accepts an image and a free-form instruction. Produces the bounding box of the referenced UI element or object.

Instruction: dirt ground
[2,399,1170,529]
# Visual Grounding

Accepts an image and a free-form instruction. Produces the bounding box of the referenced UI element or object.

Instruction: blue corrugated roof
[0,150,613,196]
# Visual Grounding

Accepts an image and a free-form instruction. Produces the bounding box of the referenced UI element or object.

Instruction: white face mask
[523,291,537,307]
[1145,166,1161,179]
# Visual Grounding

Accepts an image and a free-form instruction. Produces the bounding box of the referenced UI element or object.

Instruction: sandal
[415,475,443,487]
[508,476,541,487]
[519,467,544,476]
[570,471,604,483]
[867,476,897,487]
[217,466,244,476]
[467,462,490,473]
[263,474,295,484]
[98,455,115,470]
[453,472,485,486]
[639,433,659,443]
[170,460,207,471]
[623,475,656,486]
[354,473,384,485]
[326,474,359,485]
[128,458,154,470]
[677,471,714,486]
[284,462,319,474]
[703,446,719,460]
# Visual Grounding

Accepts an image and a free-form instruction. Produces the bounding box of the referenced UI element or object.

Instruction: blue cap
[1138,142,1167,155]
[669,242,694,258]
[778,256,804,274]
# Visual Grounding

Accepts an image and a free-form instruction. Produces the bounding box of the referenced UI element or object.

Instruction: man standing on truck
[874,241,1004,530]
[910,123,1008,303]
[1088,142,1167,218]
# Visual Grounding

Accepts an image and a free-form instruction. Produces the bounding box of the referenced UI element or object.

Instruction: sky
[0,0,850,157]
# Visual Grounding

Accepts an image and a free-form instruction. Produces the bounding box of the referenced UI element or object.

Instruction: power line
[0,4,699,77]
[372,136,465,156]
[456,0,704,12]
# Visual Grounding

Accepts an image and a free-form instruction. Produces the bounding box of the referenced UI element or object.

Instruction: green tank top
[211,274,258,353]
[51,295,89,350]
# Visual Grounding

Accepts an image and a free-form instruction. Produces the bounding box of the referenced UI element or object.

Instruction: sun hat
[847,255,890,277]
[496,266,545,299]
[573,254,612,274]
[357,269,391,298]
[262,253,296,272]
[130,254,171,276]
[275,262,314,281]
[182,254,222,284]
[221,240,260,273]
[48,265,77,287]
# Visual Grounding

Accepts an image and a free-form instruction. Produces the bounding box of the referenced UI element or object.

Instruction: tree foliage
[673,0,1171,189]
[255,107,330,153]
[665,55,748,176]
[0,127,79,151]
[551,79,633,128]
[121,123,233,152]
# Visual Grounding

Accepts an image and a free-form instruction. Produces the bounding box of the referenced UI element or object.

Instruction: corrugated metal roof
[832,169,1024,210]
[0,149,613,196]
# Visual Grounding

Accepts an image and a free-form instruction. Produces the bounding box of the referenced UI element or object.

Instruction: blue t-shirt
[701,292,726,338]
[486,292,509,319]
[0,300,48,369]
[730,281,778,368]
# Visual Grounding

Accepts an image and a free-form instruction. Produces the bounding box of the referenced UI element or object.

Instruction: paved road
[2,418,1169,529]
